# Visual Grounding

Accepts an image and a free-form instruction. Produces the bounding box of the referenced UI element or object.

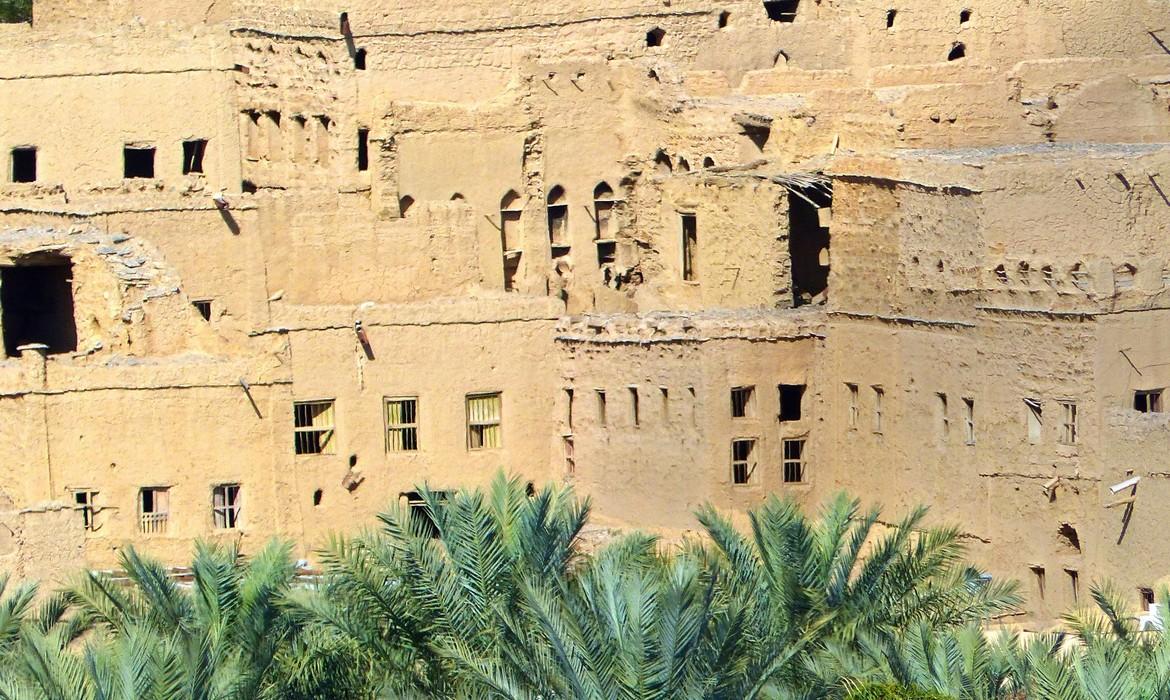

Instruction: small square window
[782,438,805,483]
[192,299,212,321]
[731,386,755,418]
[212,483,241,529]
[11,147,36,183]
[385,397,419,451]
[731,438,757,485]
[467,393,502,449]
[294,400,335,454]
[182,139,207,174]
[124,146,156,179]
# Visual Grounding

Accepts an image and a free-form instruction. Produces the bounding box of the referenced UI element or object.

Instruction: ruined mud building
[2,0,1170,623]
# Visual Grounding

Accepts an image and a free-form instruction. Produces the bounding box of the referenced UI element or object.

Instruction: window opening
[563,434,575,475]
[1115,264,1136,291]
[597,389,607,425]
[467,393,502,449]
[654,150,673,174]
[192,299,212,321]
[385,397,419,451]
[783,438,805,483]
[1,255,78,357]
[938,393,949,440]
[1066,569,1080,603]
[1135,389,1164,413]
[71,490,98,531]
[213,484,241,529]
[265,111,283,160]
[731,386,755,418]
[182,139,207,174]
[763,0,799,22]
[646,27,665,47]
[948,42,966,61]
[872,386,884,433]
[682,213,698,281]
[1025,398,1042,444]
[547,186,569,248]
[778,384,804,421]
[718,10,730,28]
[1058,523,1081,551]
[886,9,896,28]
[731,438,757,484]
[1071,262,1090,291]
[1059,402,1077,445]
[660,386,669,422]
[357,128,369,171]
[11,147,36,183]
[629,386,640,426]
[123,146,156,179]
[959,8,971,23]
[964,398,975,444]
[294,400,336,454]
[139,487,170,535]
[593,182,615,240]
[402,491,448,539]
[564,388,574,431]
[789,184,831,306]
[316,115,332,165]
[1141,587,1156,608]
[1031,566,1046,599]
[847,383,859,429]
[399,195,414,216]
[354,48,367,70]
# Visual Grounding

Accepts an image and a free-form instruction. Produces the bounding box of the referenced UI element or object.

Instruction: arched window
[593,183,615,241]
[703,156,716,168]
[677,157,691,172]
[718,11,730,28]
[948,42,966,61]
[500,191,523,291]
[646,28,666,47]
[398,195,414,216]
[654,150,673,175]
[547,186,569,249]
[993,264,1008,284]
[450,193,465,201]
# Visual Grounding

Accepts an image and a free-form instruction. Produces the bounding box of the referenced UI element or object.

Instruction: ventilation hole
[948,42,966,61]
[1058,523,1081,551]
[399,195,415,215]
[646,27,665,47]
[959,8,971,23]
[886,9,896,28]
[703,156,715,168]
[312,489,323,506]
[718,10,730,28]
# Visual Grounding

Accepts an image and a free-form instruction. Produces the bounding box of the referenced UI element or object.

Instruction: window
[294,400,336,454]
[778,384,804,421]
[139,487,169,535]
[763,0,799,22]
[885,8,896,28]
[646,27,665,47]
[964,398,975,444]
[847,383,859,429]
[959,8,971,23]
[182,139,207,174]
[1025,398,1042,444]
[1031,566,1046,599]
[192,299,212,321]
[937,393,949,440]
[1141,587,1156,608]
[500,191,523,291]
[316,115,332,165]
[123,146,156,179]
[71,490,99,532]
[596,389,607,425]
[872,386,884,433]
[947,42,966,61]
[563,434,575,474]
[593,182,616,240]
[629,386,640,426]
[11,147,36,183]
[547,186,568,248]
[1135,389,1163,413]
[402,491,448,539]
[385,397,419,452]
[1059,402,1078,445]
[731,438,757,485]
[731,386,755,418]
[564,388,574,431]
[783,438,805,483]
[212,484,241,529]
[354,48,367,70]
[357,128,370,171]
[682,213,697,281]
[660,387,669,422]
[1115,264,1136,291]
[1071,262,1090,291]
[467,393,502,449]
[1,255,78,357]
[718,10,730,28]
[1066,569,1080,603]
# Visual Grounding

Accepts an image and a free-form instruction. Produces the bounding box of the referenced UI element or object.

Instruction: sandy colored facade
[1,0,1170,623]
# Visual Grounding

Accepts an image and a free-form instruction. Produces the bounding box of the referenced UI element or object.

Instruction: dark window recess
[123,146,156,179]
[783,438,805,483]
[1,257,78,357]
[192,299,212,321]
[354,48,367,70]
[764,0,799,22]
[1141,587,1156,608]
[357,128,369,171]
[718,11,730,28]
[959,8,971,23]
[1135,389,1163,413]
[242,180,258,194]
[789,184,832,307]
[312,489,323,506]
[182,140,207,174]
[886,9,896,28]
[596,241,616,266]
[779,384,805,421]
[11,148,36,183]
[646,27,665,47]
[1057,523,1081,552]
[948,42,966,61]
[682,213,697,281]
[402,491,448,539]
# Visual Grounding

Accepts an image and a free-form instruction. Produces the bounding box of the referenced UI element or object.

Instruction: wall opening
[1141,587,1156,608]
[778,384,805,421]
[681,213,698,281]
[959,8,971,23]
[1135,389,1163,413]
[886,9,896,28]
[399,195,414,216]
[596,389,607,425]
[11,147,36,183]
[354,48,367,70]
[703,156,715,168]
[654,150,673,174]
[123,146,156,179]
[1115,263,1136,291]
[402,491,447,539]
[731,438,757,484]
[193,299,212,321]
[947,42,966,61]
[500,190,523,291]
[593,182,616,242]
[1057,523,1081,551]
[1030,566,1046,599]
[629,386,640,426]
[788,185,832,306]
[547,185,569,249]
[782,438,805,483]
[138,487,170,535]
[763,0,799,22]
[1,255,77,357]
[1025,398,1042,444]
[312,489,323,506]
[212,483,241,529]
[357,128,370,171]
[718,10,730,28]
[731,385,755,418]
[182,139,207,175]
[1066,569,1080,603]
[646,27,665,47]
